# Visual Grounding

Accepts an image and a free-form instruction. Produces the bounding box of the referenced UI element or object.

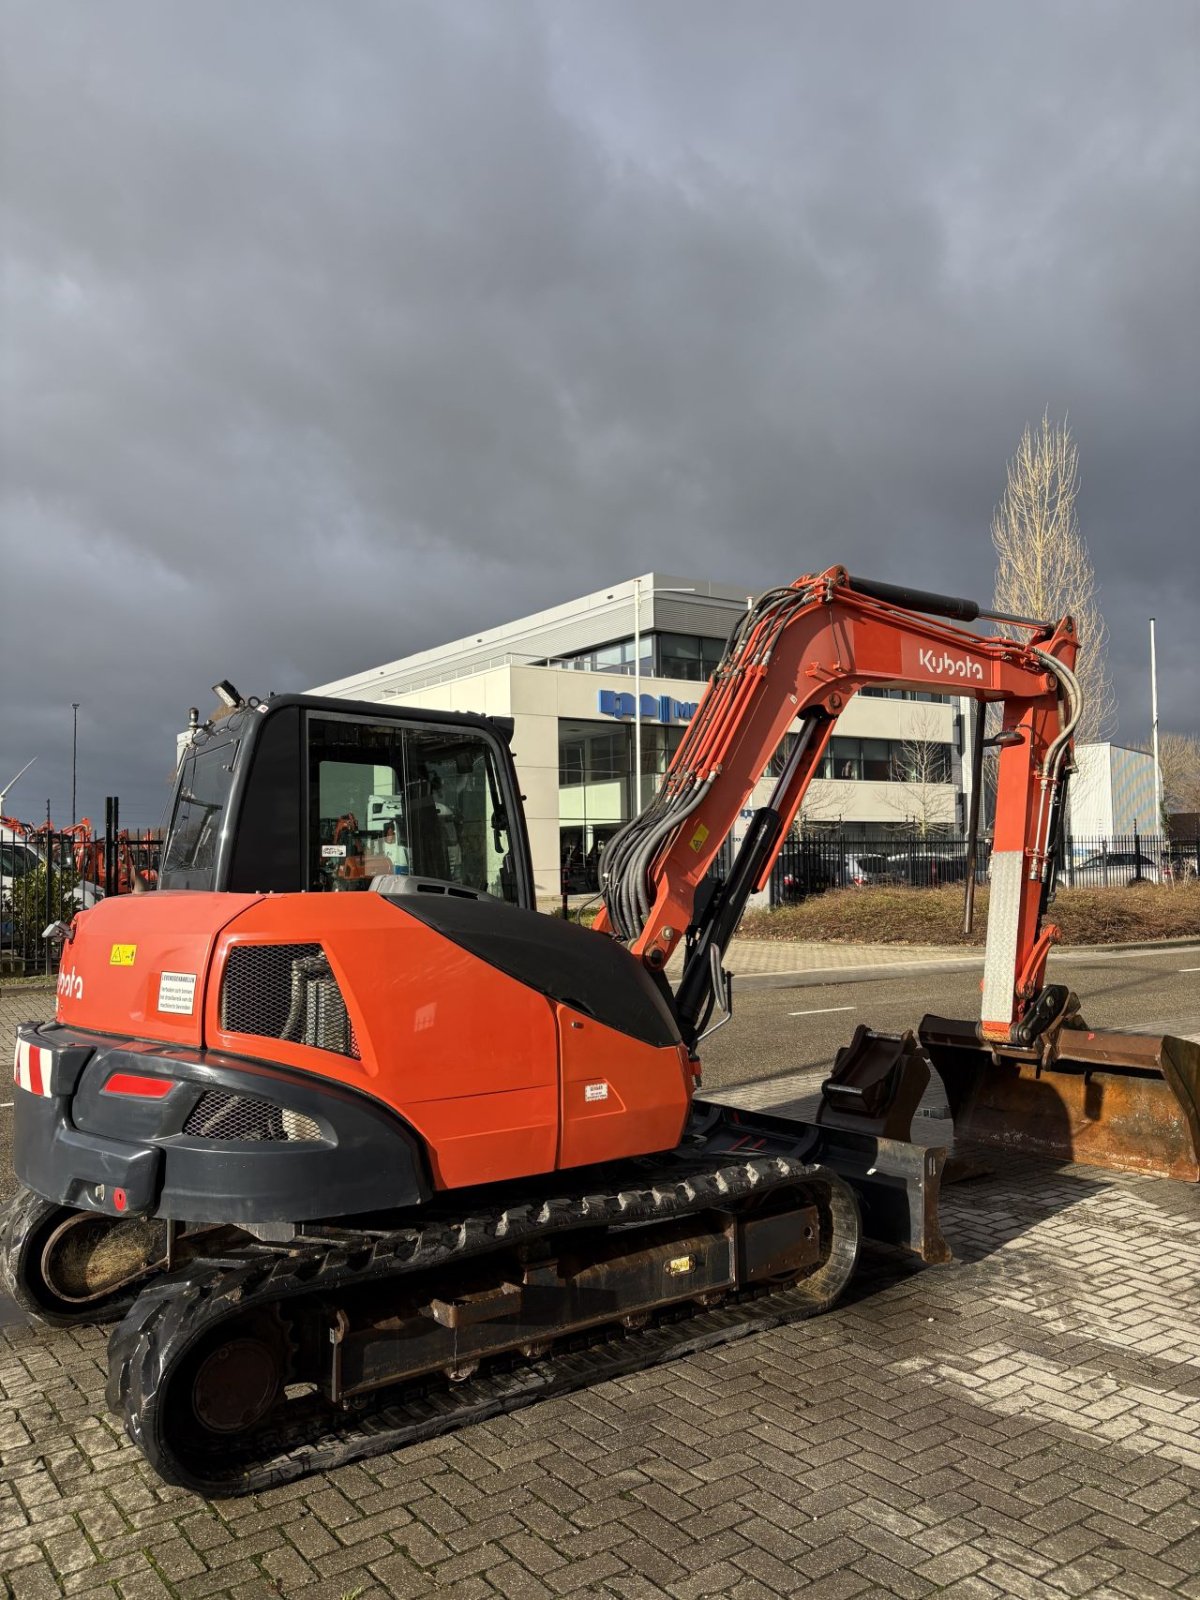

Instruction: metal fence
[1,811,161,977]
[4,817,1196,973]
[770,830,1200,905]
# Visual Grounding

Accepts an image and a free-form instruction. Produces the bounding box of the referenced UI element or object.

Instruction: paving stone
[3,1117,1199,1600]
[849,1550,936,1599]
[364,1549,436,1597]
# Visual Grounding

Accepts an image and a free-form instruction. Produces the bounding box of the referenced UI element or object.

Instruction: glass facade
[655,633,726,682]
[821,735,952,784]
[769,731,953,784]
[557,719,686,889]
[860,687,950,703]
[543,637,652,676]
[545,631,726,683]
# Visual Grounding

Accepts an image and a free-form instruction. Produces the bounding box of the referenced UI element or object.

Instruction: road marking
[788,1005,856,1017]
[0,1101,12,1109]
[1179,966,1200,973]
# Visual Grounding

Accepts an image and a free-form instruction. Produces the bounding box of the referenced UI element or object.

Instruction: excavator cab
[161,693,533,907]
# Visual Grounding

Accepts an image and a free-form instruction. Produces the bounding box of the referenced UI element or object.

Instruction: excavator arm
[598,566,1079,1046]
[597,566,1199,1181]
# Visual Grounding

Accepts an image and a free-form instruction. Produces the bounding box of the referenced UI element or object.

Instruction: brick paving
[2,992,1199,1596]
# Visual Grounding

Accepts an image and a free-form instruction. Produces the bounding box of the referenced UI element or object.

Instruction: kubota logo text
[57,966,83,1001]
[918,648,983,681]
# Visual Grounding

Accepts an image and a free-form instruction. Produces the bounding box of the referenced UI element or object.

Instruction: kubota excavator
[4,567,1197,1496]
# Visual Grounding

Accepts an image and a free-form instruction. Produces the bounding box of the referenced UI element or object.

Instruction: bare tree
[991,411,1117,741]
[1153,731,1200,818]
[883,708,955,838]
[797,776,854,834]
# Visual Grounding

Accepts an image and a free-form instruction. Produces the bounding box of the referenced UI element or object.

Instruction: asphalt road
[699,944,1200,1093]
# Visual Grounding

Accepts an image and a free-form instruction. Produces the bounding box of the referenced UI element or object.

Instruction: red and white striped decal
[12,1039,53,1098]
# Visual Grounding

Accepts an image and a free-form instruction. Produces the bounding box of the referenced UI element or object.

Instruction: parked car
[844,852,890,887]
[1160,847,1199,882]
[1,831,102,907]
[1,835,40,892]
[777,847,890,901]
[1073,850,1162,887]
[883,848,970,887]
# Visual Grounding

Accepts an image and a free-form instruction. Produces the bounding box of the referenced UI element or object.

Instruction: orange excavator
[5,567,1197,1496]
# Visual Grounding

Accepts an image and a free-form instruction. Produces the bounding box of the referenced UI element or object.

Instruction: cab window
[307,716,518,901]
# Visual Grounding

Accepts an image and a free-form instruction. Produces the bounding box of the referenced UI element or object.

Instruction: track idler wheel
[190,1328,285,1434]
[134,1304,293,1490]
[0,1189,168,1327]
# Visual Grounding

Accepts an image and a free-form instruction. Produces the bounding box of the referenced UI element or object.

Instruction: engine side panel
[54,893,263,1048]
[207,894,561,1189]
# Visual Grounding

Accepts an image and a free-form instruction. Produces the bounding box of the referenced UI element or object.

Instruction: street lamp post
[1150,620,1162,830]
[71,703,80,826]
[633,577,644,817]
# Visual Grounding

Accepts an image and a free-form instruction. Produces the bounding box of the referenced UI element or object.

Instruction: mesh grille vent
[221,943,359,1058]
[183,1091,321,1142]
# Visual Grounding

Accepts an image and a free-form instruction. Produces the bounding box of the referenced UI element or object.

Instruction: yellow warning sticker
[689,824,710,854]
[109,944,137,967]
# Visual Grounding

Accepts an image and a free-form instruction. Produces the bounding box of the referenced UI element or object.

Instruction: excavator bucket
[919,1015,1200,1184]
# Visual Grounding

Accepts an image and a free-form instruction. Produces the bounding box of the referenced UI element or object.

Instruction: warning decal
[109,944,137,966]
[157,971,197,1016]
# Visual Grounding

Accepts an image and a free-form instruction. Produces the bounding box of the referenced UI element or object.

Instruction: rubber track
[108,1155,860,1495]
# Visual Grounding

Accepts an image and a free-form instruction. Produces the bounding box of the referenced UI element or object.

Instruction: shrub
[738,882,1200,946]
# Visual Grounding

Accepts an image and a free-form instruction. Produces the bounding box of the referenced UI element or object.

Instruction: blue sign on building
[597,689,699,724]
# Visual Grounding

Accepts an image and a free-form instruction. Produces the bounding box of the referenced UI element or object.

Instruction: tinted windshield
[161,720,245,886]
[308,714,518,901]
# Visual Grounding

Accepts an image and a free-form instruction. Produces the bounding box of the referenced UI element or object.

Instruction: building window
[656,633,725,682]
[859,687,950,704]
[550,637,653,677]
[547,632,726,683]
[640,723,687,775]
[861,739,891,782]
[559,726,629,786]
[818,736,953,783]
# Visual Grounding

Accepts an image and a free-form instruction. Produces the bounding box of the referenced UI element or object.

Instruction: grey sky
[2,1,1197,827]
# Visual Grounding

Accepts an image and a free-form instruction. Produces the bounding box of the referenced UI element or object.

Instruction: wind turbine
[0,757,38,819]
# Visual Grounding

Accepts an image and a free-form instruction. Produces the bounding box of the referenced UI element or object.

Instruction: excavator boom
[599,565,1200,1182]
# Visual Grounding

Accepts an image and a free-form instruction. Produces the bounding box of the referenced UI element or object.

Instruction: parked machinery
[6,567,1197,1494]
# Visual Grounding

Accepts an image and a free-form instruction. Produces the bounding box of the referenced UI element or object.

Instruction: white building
[1070,744,1159,838]
[311,575,968,897]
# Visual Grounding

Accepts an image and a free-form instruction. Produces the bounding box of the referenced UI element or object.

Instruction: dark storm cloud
[1,0,1197,825]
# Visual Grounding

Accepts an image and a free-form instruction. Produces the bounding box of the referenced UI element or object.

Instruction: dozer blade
[920,1015,1200,1183]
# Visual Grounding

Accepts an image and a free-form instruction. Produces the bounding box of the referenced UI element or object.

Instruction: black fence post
[43,826,54,976]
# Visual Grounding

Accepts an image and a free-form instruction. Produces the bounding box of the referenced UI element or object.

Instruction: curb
[733,957,983,992]
[1057,935,1200,953]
